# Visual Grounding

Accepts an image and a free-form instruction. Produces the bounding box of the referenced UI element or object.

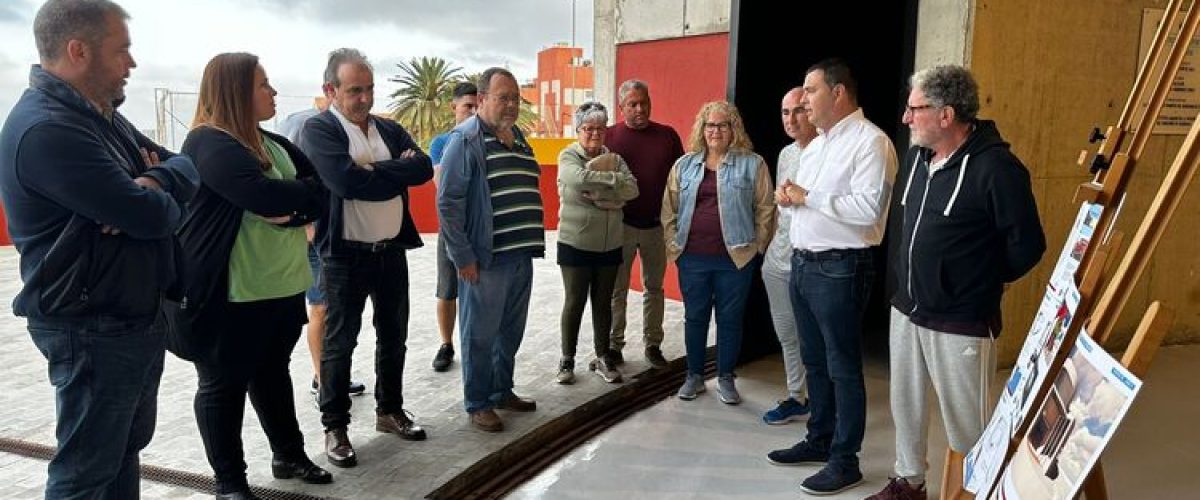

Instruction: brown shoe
[469,409,504,432]
[496,394,536,412]
[376,410,427,441]
[865,477,927,500]
[323,428,356,468]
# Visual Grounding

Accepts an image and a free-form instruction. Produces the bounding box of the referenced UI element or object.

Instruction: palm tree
[389,57,461,148]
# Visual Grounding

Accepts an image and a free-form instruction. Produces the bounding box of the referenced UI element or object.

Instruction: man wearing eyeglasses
[604,79,684,369]
[767,59,898,496]
[438,67,544,432]
[865,65,1045,500]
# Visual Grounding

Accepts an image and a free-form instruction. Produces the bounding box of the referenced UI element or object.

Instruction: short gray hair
[574,101,608,130]
[34,0,129,62]
[618,79,648,103]
[323,48,372,88]
[911,65,979,123]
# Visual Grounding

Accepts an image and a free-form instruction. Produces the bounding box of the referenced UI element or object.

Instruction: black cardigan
[298,111,432,257]
[169,127,326,338]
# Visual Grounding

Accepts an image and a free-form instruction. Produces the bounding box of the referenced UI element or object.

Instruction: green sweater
[555,142,639,252]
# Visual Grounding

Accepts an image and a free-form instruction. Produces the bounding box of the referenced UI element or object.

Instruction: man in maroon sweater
[604,79,685,368]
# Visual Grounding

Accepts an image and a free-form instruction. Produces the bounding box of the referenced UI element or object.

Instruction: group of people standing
[0,1,1049,499]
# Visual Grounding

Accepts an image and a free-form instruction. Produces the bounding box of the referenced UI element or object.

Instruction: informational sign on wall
[1140,8,1200,135]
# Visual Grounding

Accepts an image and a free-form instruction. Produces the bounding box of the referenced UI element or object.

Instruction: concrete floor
[511,344,1200,499]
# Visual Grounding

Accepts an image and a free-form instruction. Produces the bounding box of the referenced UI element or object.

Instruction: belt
[793,247,870,261]
[342,238,402,253]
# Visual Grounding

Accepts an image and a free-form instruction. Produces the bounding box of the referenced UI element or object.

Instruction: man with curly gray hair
[866,65,1046,500]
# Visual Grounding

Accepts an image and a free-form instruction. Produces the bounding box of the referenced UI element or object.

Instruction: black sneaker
[799,464,864,496]
[432,343,454,372]
[609,349,625,367]
[644,345,668,368]
[311,379,366,395]
[766,440,829,466]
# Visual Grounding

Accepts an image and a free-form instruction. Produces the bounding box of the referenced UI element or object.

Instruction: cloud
[0,2,30,23]
[251,0,594,62]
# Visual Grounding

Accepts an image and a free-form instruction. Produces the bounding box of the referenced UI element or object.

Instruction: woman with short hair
[554,101,639,384]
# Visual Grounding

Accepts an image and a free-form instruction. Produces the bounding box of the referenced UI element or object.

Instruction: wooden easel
[939,1,1199,498]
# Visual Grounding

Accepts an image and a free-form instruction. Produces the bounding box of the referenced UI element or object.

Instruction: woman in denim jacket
[661,101,775,404]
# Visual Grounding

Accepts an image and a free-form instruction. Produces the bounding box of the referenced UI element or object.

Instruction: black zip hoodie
[891,120,1046,337]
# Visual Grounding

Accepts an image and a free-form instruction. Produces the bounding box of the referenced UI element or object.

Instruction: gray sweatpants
[889,307,996,482]
[762,266,807,401]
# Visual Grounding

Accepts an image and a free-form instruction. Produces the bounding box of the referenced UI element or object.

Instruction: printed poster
[991,332,1142,500]
[1048,203,1102,292]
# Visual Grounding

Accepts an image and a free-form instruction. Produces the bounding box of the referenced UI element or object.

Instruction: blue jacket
[0,66,198,320]
[437,115,539,269]
[299,110,432,257]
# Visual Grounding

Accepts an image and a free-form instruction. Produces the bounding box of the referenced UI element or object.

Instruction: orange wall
[612,33,730,301]
[409,137,572,234]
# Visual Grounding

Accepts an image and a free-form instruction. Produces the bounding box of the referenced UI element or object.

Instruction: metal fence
[153,88,320,151]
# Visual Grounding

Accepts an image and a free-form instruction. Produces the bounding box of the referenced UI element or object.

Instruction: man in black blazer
[300,48,434,468]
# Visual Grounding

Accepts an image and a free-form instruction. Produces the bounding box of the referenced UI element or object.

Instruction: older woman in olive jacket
[554,102,639,385]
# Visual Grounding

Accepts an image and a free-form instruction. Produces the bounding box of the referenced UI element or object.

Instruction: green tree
[389,57,461,149]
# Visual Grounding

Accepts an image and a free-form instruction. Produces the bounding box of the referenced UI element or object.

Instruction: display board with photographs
[991,332,1142,500]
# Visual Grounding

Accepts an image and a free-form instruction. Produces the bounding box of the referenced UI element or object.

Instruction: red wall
[614,32,731,301]
[408,138,572,234]
[0,204,8,245]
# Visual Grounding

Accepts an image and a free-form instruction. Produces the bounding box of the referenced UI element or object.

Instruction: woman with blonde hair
[173,52,330,499]
[662,100,775,404]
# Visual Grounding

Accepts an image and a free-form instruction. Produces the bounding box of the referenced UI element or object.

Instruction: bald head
[781,86,817,146]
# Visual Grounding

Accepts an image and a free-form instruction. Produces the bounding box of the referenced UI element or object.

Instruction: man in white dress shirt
[765,58,898,496]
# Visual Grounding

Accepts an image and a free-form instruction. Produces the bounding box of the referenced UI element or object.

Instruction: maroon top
[605,121,685,229]
[684,168,726,256]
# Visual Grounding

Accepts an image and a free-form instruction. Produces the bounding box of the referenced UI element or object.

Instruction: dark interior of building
[727,0,920,359]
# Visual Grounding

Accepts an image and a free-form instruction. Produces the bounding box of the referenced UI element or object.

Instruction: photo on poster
[1048,203,1103,292]
[990,333,1142,500]
[1004,284,1080,435]
[964,410,1013,494]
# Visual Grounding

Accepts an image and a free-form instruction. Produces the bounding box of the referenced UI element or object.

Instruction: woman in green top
[177,53,330,499]
[554,102,639,384]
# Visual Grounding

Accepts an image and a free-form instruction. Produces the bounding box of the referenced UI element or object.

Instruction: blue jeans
[28,314,165,500]
[676,253,754,376]
[459,253,533,413]
[789,248,873,470]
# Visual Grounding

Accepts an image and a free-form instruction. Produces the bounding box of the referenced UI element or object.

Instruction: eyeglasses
[703,121,732,132]
[905,104,938,114]
[485,93,522,106]
[579,126,606,135]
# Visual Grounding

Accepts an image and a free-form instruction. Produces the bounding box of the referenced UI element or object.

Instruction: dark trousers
[193,293,307,494]
[320,249,410,429]
[676,252,755,376]
[29,314,165,500]
[559,263,619,360]
[789,248,874,470]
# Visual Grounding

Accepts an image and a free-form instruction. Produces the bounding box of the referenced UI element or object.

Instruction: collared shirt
[330,106,405,243]
[764,142,806,273]
[787,108,898,252]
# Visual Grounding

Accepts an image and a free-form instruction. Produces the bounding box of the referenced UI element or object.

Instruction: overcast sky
[0,0,594,134]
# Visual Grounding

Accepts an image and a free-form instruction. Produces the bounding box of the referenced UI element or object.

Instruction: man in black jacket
[867,65,1046,500]
[300,48,433,468]
[0,1,198,498]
